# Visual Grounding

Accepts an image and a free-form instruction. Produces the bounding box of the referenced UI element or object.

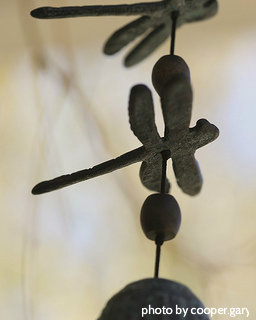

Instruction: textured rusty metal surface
[30,0,218,66]
[98,278,210,319]
[32,56,219,196]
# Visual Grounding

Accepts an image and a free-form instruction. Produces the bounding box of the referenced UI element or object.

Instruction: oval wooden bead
[152,55,190,96]
[140,193,181,242]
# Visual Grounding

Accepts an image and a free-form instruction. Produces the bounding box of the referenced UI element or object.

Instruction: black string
[160,154,167,194]
[154,10,179,279]
[157,151,170,275]
[170,11,179,55]
[160,150,170,194]
[154,235,164,278]
[155,150,170,277]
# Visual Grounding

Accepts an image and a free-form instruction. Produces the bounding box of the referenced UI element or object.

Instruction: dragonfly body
[32,55,219,196]
[31,0,218,66]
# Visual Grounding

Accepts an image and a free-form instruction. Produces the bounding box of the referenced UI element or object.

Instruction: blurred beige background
[0,0,256,319]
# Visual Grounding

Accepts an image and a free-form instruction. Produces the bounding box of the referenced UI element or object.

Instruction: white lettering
[176,305,182,315]
[191,307,196,315]
[141,305,250,318]
[155,308,161,315]
[166,308,172,315]
[182,308,188,318]
[142,308,147,317]
[148,304,154,315]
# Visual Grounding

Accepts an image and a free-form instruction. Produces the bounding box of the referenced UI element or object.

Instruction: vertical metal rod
[160,154,167,194]
[154,242,162,278]
[170,11,179,55]
[154,236,164,278]
[155,10,179,279]
[160,150,170,194]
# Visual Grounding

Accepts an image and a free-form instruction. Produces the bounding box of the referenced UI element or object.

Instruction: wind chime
[31,1,219,319]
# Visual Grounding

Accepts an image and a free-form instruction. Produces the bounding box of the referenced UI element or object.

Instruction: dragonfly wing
[104,16,152,55]
[161,75,193,137]
[172,154,202,196]
[129,84,161,148]
[140,153,171,193]
[125,24,169,67]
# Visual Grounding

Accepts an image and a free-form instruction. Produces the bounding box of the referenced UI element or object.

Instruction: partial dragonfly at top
[30,0,218,67]
[32,54,219,196]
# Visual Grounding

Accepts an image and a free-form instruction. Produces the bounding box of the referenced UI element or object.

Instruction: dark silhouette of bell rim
[98,278,209,319]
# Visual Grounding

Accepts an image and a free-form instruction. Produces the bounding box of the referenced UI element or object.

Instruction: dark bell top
[98,278,210,320]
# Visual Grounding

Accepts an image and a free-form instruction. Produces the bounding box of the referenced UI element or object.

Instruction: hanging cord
[154,235,164,278]
[160,150,170,194]
[154,151,170,278]
[154,10,179,280]
[160,155,167,194]
[160,10,178,193]
[170,11,179,55]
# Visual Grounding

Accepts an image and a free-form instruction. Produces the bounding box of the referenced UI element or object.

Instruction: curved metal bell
[98,278,210,320]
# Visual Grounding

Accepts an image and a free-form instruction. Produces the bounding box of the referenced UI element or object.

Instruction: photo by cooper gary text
[141,305,250,318]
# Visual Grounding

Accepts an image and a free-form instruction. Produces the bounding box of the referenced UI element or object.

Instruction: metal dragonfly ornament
[32,54,219,196]
[30,0,218,67]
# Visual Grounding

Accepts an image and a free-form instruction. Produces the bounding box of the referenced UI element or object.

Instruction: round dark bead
[152,55,190,96]
[140,193,181,242]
